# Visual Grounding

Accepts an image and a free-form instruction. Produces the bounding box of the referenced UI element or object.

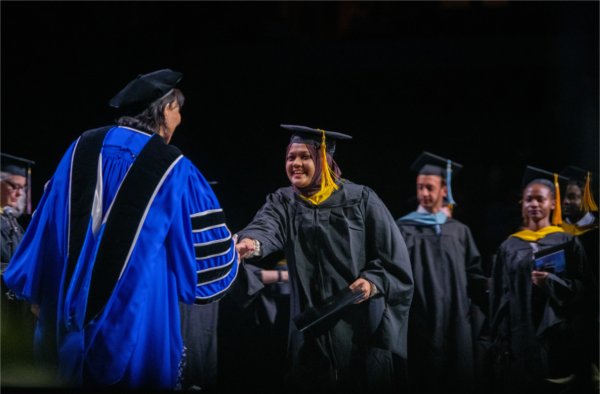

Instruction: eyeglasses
[2,179,27,192]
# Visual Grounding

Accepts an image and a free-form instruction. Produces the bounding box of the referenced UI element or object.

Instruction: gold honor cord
[302,129,340,206]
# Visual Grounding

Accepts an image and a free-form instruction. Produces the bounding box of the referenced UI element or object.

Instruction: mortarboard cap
[521,166,568,190]
[109,69,183,114]
[281,124,352,155]
[410,151,463,178]
[410,151,463,206]
[521,165,569,225]
[559,165,598,213]
[1,153,34,177]
[559,165,598,186]
[1,153,35,214]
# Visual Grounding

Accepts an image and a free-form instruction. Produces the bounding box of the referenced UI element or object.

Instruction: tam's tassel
[582,171,598,213]
[552,173,563,225]
[303,129,339,205]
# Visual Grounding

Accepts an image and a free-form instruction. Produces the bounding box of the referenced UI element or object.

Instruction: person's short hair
[116,88,185,134]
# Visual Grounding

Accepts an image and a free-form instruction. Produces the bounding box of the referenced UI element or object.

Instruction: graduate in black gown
[0,154,39,384]
[559,165,599,393]
[395,151,488,394]
[559,166,598,279]
[489,166,591,394]
[235,124,414,393]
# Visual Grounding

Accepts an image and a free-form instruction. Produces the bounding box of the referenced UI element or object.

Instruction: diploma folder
[293,287,364,332]
[533,242,568,274]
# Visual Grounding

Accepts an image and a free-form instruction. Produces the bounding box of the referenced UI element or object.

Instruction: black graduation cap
[521,165,568,190]
[410,151,463,205]
[1,153,35,214]
[281,124,352,155]
[410,151,463,178]
[560,165,598,186]
[521,165,569,225]
[109,69,183,114]
[1,153,34,177]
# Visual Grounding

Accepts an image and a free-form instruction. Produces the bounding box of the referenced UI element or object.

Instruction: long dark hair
[116,88,185,134]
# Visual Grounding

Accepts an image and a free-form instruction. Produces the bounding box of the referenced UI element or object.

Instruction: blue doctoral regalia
[3,126,238,389]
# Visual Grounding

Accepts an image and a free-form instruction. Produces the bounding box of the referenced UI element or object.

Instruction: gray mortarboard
[521,165,569,225]
[559,165,598,213]
[1,153,35,214]
[109,69,183,115]
[410,151,463,205]
[281,124,352,155]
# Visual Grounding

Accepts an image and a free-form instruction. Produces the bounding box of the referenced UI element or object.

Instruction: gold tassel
[582,171,598,212]
[552,173,562,226]
[303,129,339,205]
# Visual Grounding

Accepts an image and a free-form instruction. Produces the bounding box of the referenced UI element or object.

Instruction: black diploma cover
[293,287,363,332]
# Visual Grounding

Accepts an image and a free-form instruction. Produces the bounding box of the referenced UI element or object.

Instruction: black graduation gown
[1,210,37,378]
[1,211,23,266]
[217,256,290,394]
[237,182,414,393]
[489,232,588,393]
[179,302,219,391]
[395,217,487,394]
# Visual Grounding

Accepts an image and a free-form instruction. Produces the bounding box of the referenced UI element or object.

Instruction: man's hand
[349,278,373,304]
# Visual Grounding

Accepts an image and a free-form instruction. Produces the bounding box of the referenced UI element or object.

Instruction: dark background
[2,1,598,268]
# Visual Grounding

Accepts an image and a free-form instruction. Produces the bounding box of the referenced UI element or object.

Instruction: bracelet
[277,269,283,283]
[251,239,261,258]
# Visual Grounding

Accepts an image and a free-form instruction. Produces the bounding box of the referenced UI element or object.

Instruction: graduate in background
[2,69,239,389]
[0,154,39,385]
[0,153,33,269]
[235,124,413,393]
[489,166,590,394]
[559,165,599,393]
[560,166,598,273]
[395,151,488,394]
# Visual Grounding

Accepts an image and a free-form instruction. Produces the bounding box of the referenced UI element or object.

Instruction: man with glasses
[0,153,33,267]
[1,153,37,384]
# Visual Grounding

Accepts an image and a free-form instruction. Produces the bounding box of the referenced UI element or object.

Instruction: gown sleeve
[463,226,489,312]
[167,161,238,305]
[237,191,289,257]
[543,237,587,309]
[360,188,413,308]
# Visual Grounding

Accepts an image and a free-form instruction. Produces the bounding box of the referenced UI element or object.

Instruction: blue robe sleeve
[167,160,238,305]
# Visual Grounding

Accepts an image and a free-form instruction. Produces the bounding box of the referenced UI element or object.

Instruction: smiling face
[286,143,316,189]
